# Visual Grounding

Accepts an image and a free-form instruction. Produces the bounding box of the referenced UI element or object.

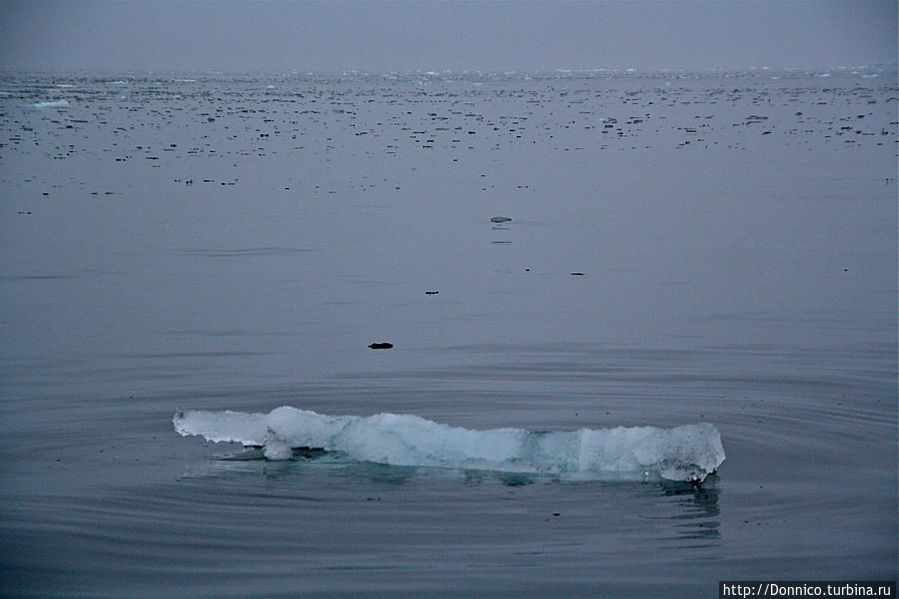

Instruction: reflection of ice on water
[659,479,722,542]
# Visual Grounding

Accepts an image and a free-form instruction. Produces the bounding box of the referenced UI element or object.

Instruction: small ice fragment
[263,438,292,460]
[32,100,70,109]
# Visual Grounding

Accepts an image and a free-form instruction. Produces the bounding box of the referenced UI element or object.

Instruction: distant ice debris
[32,100,70,109]
[173,407,725,483]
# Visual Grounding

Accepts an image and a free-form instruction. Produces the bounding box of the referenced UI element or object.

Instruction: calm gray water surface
[1,69,896,597]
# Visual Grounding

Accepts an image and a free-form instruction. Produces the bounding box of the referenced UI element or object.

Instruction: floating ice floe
[32,100,70,109]
[174,407,725,483]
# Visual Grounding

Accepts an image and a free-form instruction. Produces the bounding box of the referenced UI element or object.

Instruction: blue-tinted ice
[174,407,725,482]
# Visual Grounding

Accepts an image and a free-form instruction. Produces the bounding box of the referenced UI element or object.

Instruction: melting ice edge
[174,407,725,483]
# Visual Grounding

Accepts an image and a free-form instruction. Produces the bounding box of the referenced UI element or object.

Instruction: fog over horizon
[0,0,896,74]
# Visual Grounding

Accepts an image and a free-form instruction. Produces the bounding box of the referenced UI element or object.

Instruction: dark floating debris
[368,342,393,350]
[490,216,512,223]
[570,272,585,276]
[425,290,439,295]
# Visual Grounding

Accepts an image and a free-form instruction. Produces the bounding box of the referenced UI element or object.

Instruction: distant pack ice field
[1,67,896,598]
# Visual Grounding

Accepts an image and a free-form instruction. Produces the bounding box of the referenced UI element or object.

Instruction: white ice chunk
[32,100,70,109]
[173,407,725,482]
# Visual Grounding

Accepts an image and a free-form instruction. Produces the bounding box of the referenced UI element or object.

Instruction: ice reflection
[659,477,721,543]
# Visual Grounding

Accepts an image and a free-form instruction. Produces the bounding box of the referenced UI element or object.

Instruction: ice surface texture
[174,407,725,482]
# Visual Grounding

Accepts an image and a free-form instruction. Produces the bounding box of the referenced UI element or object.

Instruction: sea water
[0,68,896,597]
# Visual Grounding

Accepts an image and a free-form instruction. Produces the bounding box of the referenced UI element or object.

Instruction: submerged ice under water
[174,407,726,482]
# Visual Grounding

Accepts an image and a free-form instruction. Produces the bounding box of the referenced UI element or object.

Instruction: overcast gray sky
[0,1,895,73]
